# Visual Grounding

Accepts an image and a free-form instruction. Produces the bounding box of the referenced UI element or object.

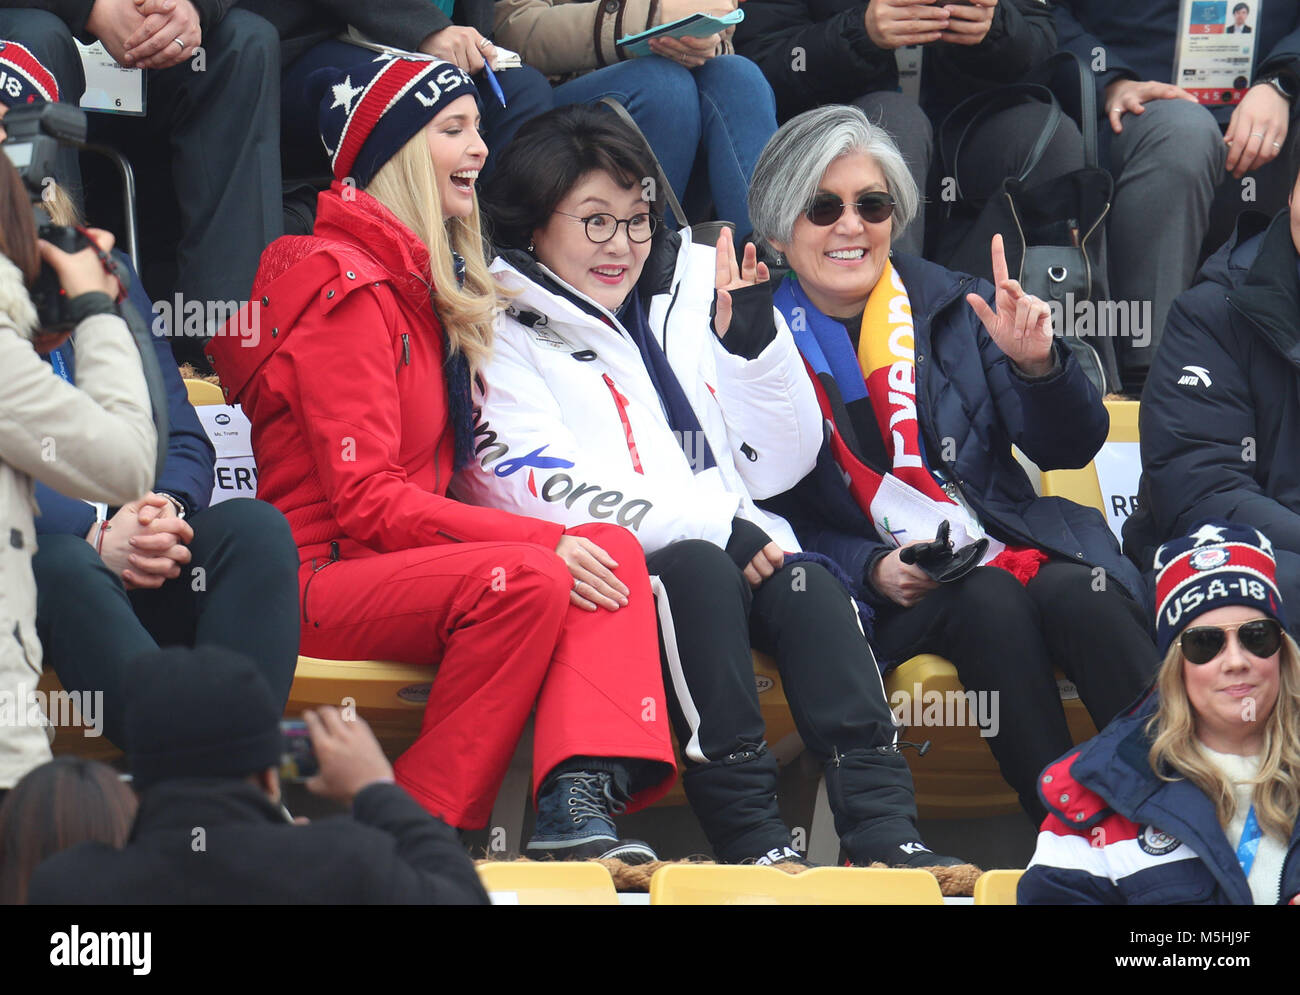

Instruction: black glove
[725,516,774,571]
[898,520,987,584]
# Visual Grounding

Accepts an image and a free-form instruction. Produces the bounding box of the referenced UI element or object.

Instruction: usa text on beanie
[1153,520,1287,655]
[316,53,476,189]
[0,40,59,108]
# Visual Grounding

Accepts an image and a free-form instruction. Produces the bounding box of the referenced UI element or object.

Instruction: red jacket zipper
[602,373,644,474]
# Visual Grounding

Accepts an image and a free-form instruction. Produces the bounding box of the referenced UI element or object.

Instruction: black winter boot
[824,746,966,868]
[682,744,803,864]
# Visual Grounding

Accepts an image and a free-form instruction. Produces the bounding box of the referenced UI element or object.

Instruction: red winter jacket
[206,183,564,562]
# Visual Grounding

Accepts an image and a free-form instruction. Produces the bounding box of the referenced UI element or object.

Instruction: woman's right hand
[871,545,939,607]
[37,227,121,300]
[555,534,631,612]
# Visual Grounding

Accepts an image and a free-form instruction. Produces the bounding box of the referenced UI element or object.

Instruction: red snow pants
[297,522,675,828]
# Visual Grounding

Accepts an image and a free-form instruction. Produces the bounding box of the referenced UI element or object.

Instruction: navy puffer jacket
[1019,692,1300,905]
[762,251,1145,617]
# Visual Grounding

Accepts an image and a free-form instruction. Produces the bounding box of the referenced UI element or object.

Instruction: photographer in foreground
[27,647,488,904]
[0,149,155,795]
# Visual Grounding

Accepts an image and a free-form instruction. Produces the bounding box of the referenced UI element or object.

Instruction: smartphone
[279,719,319,782]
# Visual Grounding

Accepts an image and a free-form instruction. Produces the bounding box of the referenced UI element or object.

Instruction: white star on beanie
[330,75,364,115]
[1190,523,1227,547]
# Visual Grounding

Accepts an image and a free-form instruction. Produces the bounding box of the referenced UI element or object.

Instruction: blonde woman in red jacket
[208,55,674,861]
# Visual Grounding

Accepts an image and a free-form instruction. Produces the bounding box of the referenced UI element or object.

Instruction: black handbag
[932,52,1119,395]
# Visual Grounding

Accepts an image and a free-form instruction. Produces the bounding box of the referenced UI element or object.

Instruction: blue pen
[481,61,507,109]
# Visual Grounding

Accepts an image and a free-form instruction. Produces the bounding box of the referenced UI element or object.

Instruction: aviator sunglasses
[1179,618,1283,665]
[804,192,895,226]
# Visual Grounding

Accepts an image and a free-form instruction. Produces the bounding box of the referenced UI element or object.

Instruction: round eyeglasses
[553,210,658,244]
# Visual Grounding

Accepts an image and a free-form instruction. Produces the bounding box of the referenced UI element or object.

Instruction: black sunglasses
[805,192,895,227]
[1179,618,1282,665]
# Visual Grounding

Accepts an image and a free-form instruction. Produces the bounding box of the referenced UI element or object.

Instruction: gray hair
[748,104,919,249]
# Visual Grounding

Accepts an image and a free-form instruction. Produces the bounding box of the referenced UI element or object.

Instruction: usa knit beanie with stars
[1152,520,1287,655]
[313,54,477,189]
[0,40,59,107]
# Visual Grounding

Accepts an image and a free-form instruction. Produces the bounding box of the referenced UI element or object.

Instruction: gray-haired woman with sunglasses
[749,104,1159,827]
[1020,520,1300,904]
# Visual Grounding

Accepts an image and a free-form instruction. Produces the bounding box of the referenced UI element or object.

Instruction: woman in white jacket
[460,105,963,869]
[0,155,155,793]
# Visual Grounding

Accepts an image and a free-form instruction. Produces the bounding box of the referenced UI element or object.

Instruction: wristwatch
[1256,72,1297,103]
[157,492,187,520]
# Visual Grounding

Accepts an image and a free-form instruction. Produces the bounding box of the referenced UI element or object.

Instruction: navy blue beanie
[1153,520,1287,655]
[313,54,477,189]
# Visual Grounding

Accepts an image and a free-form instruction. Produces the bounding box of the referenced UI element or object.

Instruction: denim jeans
[553,55,777,236]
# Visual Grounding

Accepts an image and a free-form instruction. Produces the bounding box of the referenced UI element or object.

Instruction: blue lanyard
[48,349,72,383]
[1236,804,1263,879]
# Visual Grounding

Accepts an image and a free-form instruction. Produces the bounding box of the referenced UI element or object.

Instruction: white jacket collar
[491,255,627,331]
[0,254,38,341]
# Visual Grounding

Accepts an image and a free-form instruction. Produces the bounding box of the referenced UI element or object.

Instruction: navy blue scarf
[444,251,474,472]
[618,290,716,472]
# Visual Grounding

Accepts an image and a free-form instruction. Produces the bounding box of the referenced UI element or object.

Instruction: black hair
[482,104,660,251]
[1234,3,1249,13]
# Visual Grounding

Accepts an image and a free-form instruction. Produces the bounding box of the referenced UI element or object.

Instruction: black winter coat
[1124,210,1300,616]
[27,779,490,904]
[733,0,1055,123]
[761,252,1143,618]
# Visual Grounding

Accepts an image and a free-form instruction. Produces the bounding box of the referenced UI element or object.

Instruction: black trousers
[33,499,299,749]
[871,561,1158,823]
[646,540,897,766]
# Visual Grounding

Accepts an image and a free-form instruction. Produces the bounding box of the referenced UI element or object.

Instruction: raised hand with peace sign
[965,233,1055,378]
[713,227,770,340]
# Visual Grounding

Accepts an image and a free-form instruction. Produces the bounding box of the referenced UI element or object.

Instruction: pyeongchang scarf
[775,266,1046,585]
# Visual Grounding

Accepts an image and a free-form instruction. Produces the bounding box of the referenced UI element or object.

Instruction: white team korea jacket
[453,233,823,556]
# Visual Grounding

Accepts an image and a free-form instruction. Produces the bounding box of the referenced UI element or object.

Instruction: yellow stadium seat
[285,655,434,758]
[1039,399,1140,510]
[974,868,1024,905]
[477,861,619,905]
[649,865,943,905]
[184,377,226,406]
[885,654,1098,819]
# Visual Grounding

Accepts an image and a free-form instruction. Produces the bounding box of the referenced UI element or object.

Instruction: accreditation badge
[895,45,923,103]
[1174,0,1261,106]
[75,40,145,116]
